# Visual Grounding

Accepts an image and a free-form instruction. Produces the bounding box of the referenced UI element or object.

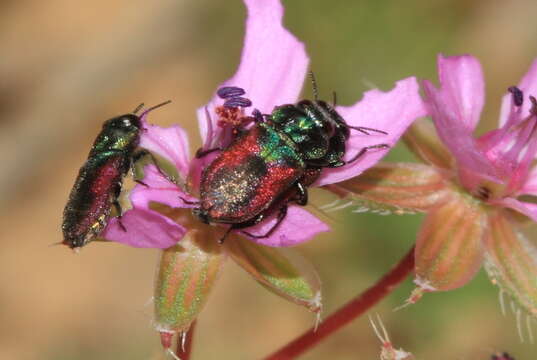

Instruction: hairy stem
[263,246,415,360]
[176,321,196,360]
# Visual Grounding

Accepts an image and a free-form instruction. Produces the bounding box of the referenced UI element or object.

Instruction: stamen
[530,96,537,115]
[224,97,252,108]
[508,86,524,107]
[217,86,246,99]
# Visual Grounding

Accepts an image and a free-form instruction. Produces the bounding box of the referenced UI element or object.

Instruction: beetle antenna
[332,91,337,107]
[140,100,172,117]
[132,103,145,114]
[309,71,319,101]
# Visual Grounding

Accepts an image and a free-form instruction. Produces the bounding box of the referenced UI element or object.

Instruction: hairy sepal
[485,211,537,317]
[325,162,452,214]
[225,236,322,313]
[414,192,487,291]
[153,231,226,335]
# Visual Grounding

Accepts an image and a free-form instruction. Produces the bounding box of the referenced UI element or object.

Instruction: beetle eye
[122,119,131,127]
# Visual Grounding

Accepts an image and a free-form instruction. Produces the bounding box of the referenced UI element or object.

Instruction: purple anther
[217,86,246,99]
[508,86,524,107]
[224,97,252,108]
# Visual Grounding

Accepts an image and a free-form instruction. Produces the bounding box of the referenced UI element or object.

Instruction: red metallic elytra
[62,101,171,249]
[188,77,389,242]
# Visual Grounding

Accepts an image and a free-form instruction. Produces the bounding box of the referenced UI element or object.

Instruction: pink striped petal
[243,205,329,247]
[519,167,537,195]
[436,55,485,132]
[317,77,427,186]
[495,197,537,222]
[140,120,191,179]
[102,208,186,248]
[197,0,309,147]
[130,166,198,209]
[422,79,500,187]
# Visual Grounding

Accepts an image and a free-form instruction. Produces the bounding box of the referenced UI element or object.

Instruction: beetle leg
[195,147,222,158]
[345,143,390,164]
[218,226,234,244]
[240,205,288,239]
[347,125,388,135]
[112,183,127,232]
[132,149,174,184]
[179,196,200,205]
[293,182,308,206]
[135,179,149,187]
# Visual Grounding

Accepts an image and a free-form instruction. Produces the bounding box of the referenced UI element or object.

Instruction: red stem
[263,246,415,360]
[176,321,196,360]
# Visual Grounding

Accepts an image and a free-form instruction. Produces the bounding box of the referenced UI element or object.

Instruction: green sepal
[225,236,321,313]
[324,162,453,215]
[154,232,226,334]
[414,191,487,291]
[485,211,537,318]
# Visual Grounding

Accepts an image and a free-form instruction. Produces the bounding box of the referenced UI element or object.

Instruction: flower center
[478,86,537,197]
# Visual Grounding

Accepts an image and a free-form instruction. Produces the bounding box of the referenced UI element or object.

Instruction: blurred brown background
[1,0,537,359]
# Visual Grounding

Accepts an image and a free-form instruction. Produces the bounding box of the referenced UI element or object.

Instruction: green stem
[263,246,415,360]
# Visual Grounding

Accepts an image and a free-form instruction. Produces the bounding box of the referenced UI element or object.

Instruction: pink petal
[520,167,537,195]
[422,79,500,186]
[140,119,191,179]
[243,205,329,247]
[499,58,537,127]
[131,166,198,209]
[102,208,186,248]
[197,0,309,146]
[317,77,427,186]
[436,54,485,132]
[495,197,537,222]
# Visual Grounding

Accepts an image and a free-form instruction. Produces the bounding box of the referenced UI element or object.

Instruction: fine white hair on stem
[180,331,188,352]
[527,315,534,344]
[313,311,322,332]
[369,314,414,360]
[167,349,181,360]
[498,289,506,316]
[319,198,341,210]
[516,307,525,343]
[325,200,354,213]
[369,313,390,345]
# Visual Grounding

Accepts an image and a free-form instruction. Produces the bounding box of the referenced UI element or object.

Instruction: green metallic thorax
[270,100,340,162]
[90,120,140,156]
[258,122,303,164]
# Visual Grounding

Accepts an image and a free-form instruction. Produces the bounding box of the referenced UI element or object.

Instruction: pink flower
[100,0,426,250]
[328,54,537,317]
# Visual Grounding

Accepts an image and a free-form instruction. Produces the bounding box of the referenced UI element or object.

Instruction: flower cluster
[93,0,425,346]
[66,0,537,355]
[329,54,537,316]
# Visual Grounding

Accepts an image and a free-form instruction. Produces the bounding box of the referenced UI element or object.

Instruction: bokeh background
[1,0,537,359]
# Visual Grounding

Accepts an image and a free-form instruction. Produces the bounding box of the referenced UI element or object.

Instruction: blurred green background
[1,0,536,359]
